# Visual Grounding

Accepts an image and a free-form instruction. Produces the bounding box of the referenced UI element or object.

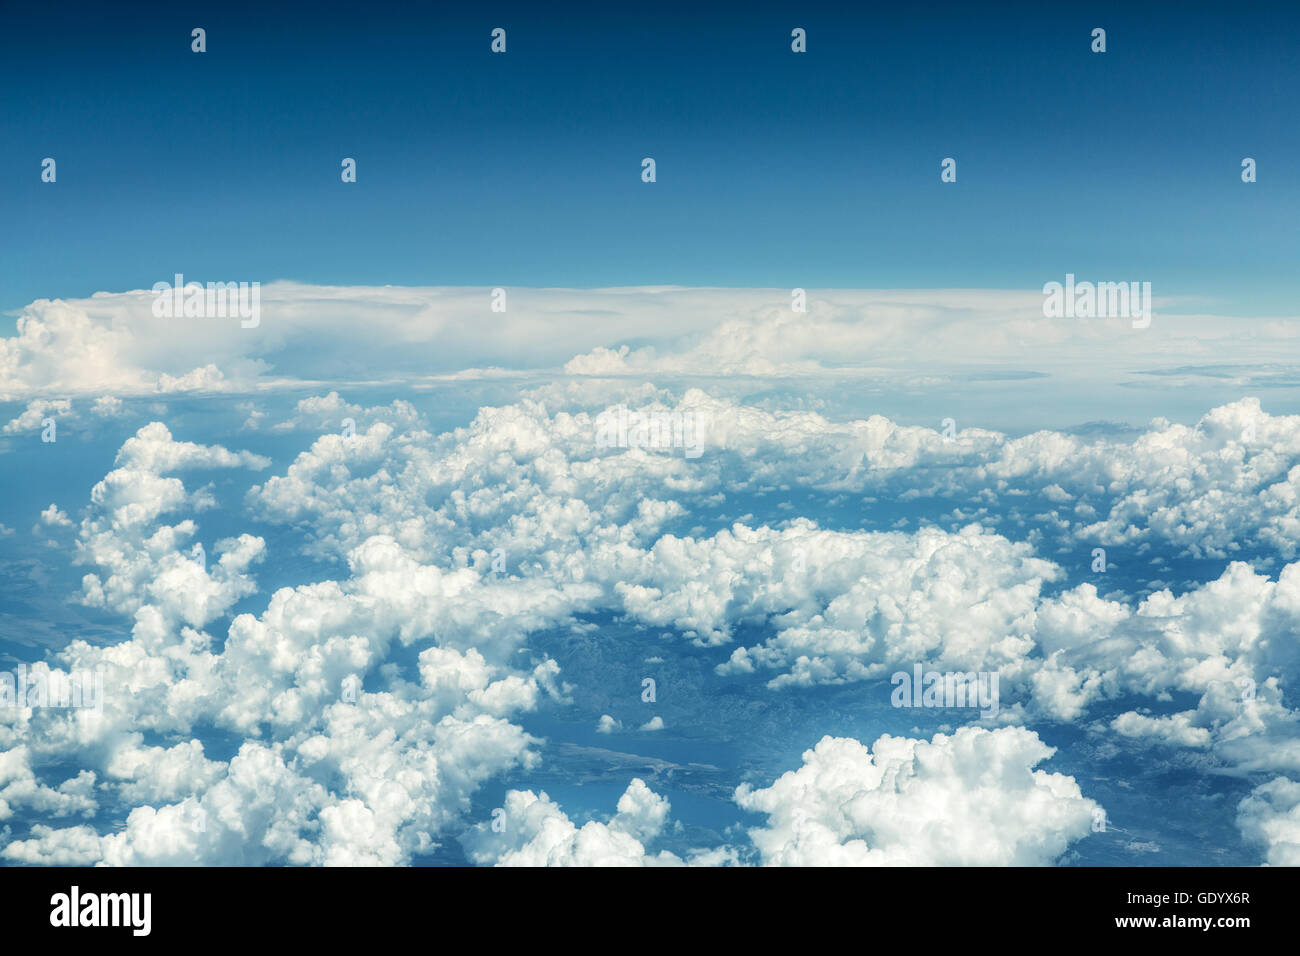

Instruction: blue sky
[2,0,1297,312]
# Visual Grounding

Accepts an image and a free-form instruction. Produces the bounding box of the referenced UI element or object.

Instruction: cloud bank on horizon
[4,283,1297,396]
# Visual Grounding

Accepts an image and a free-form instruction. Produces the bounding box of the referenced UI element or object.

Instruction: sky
[2,0,1298,312]
[2,2,1300,870]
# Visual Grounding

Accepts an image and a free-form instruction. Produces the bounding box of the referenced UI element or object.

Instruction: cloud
[1237,777,1300,866]
[40,504,73,528]
[4,398,70,434]
[0,414,575,865]
[0,746,96,822]
[239,389,1300,784]
[735,727,1099,866]
[596,715,622,734]
[75,423,270,626]
[4,375,1300,865]
[249,388,1300,574]
[3,285,1296,405]
[92,396,125,418]
[1110,711,1212,749]
[463,778,685,867]
[0,824,102,865]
